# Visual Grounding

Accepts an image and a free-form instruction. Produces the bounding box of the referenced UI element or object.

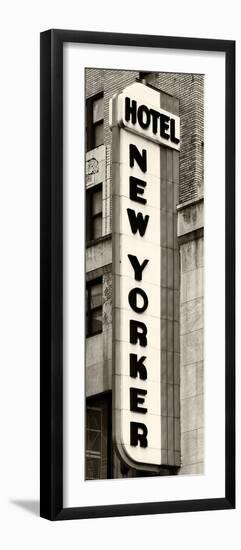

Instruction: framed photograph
[40,30,235,520]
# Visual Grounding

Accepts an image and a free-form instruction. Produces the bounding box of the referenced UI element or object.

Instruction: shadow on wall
[10,500,39,517]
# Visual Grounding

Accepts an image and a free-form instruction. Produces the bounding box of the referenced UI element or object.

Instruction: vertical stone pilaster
[177,198,204,474]
[159,91,180,468]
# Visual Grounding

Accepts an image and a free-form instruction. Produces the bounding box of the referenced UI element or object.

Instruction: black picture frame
[40,29,235,521]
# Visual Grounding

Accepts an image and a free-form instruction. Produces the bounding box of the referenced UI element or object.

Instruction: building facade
[85,69,204,479]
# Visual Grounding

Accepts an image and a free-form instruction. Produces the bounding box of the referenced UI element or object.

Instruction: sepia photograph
[85,68,204,480]
[40,29,235,520]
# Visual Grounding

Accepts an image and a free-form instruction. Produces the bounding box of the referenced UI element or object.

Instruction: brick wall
[142,72,204,204]
[86,69,204,206]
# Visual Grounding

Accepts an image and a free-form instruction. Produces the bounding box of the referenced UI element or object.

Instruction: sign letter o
[128,287,149,314]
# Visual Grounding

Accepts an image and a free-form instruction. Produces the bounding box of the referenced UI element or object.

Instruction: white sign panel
[111,82,180,470]
[110,82,180,151]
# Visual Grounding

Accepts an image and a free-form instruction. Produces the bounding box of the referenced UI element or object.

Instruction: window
[86,183,103,242]
[86,278,102,336]
[86,92,104,151]
[85,397,110,480]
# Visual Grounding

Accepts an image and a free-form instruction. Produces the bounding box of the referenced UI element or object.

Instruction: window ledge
[86,330,103,339]
[86,234,112,249]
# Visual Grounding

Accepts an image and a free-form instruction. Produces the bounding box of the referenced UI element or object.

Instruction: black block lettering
[130,354,147,380]
[130,422,148,447]
[128,254,149,281]
[160,114,170,140]
[170,118,180,145]
[128,287,148,314]
[137,104,150,129]
[127,209,149,237]
[125,97,137,124]
[130,387,147,414]
[129,144,147,173]
[129,176,147,204]
[150,108,160,134]
[130,320,147,347]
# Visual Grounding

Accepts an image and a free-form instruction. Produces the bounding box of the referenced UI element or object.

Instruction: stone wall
[178,199,204,474]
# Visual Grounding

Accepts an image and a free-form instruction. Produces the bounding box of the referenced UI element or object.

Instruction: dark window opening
[139,72,158,84]
[86,277,103,337]
[139,71,151,79]
[86,183,103,242]
[86,92,104,151]
[85,396,111,480]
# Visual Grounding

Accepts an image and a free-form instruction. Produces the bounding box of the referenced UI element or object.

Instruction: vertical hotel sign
[110,82,180,470]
